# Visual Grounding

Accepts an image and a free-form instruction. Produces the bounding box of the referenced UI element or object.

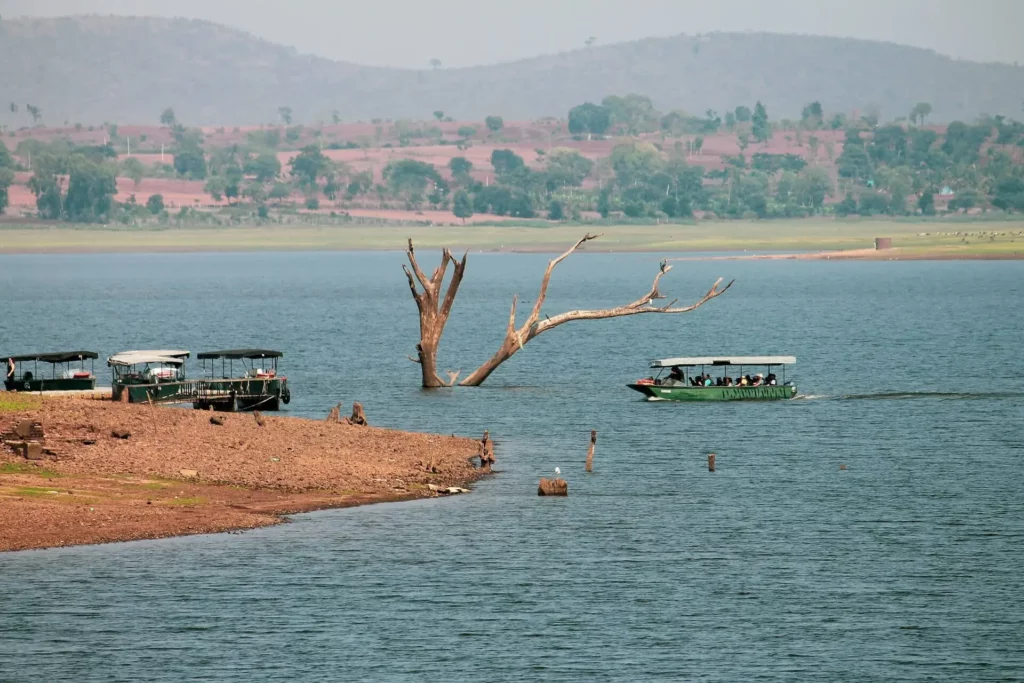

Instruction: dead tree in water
[459,234,733,386]
[403,239,467,387]
[404,234,733,388]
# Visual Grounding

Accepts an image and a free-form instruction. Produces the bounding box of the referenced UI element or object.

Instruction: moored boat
[628,356,797,401]
[4,351,99,392]
[108,350,191,403]
[193,349,290,411]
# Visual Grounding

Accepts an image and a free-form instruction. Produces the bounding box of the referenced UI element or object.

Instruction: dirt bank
[0,398,486,552]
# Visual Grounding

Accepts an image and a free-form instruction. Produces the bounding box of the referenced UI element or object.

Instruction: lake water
[1,251,1023,682]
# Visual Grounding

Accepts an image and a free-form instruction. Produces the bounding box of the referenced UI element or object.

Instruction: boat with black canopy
[4,351,99,392]
[193,349,290,411]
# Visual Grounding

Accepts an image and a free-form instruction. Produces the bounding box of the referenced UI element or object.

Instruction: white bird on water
[554,467,561,478]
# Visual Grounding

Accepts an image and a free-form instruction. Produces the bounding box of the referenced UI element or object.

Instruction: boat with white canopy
[628,355,797,401]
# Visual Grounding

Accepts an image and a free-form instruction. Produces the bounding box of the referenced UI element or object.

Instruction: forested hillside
[1,15,1023,125]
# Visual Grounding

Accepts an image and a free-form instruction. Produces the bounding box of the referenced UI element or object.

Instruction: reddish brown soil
[0,399,486,552]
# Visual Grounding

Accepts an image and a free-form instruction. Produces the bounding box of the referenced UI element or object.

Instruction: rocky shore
[0,398,486,552]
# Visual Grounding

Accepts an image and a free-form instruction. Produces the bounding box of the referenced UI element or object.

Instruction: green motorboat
[628,355,797,401]
[108,350,191,403]
[4,351,99,392]
[193,349,290,412]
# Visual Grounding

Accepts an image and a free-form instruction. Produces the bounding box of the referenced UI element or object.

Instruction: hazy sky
[4,0,1023,68]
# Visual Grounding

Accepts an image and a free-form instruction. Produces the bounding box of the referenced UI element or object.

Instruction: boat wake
[797,391,1024,402]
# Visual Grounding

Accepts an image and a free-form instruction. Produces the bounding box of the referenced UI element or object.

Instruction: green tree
[567,102,612,138]
[734,105,752,123]
[602,94,659,134]
[801,101,823,127]
[917,191,936,215]
[204,177,226,202]
[544,148,593,188]
[383,159,446,198]
[160,107,176,127]
[548,199,565,220]
[457,126,477,140]
[288,145,330,194]
[449,156,473,185]
[911,102,933,126]
[331,110,341,124]
[597,188,611,217]
[751,101,771,143]
[26,104,41,124]
[269,182,292,204]
[485,115,504,134]
[122,157,145,188]
[433,110,445,121]
[452,190,473,222]
[490,149,526,177]
[724,111,737,129]
[279,106,293,125]
[794,166,833,211]
[173,146,206,180]
[146,194,165,214]
[63,156,117,222]
[610,141,662,187]
[244,152,282,183]
[0,168,13,215]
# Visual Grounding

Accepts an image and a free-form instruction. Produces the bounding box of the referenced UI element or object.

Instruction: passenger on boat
[724,376,734,386]
[703,375,713,387]
[766,373,778,386]
[662,366,685,387]
[752,373,764,387]
[738,375,749,386]
[6,358,14,380]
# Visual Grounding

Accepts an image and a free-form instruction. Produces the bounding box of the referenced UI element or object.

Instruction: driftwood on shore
[341,402,368,426]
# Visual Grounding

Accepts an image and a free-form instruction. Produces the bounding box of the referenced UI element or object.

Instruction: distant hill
[2,16,1023,126]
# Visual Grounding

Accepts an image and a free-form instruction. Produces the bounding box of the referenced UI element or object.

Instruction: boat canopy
[196,349,283,360]
[5,351,99,363]
[107,352,188,367]
[650,355,796,368]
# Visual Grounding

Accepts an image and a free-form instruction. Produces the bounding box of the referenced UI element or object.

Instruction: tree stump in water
[585,429,597,473]
[479,430,495,471]
[341,402,368,426]
[708,453,716,472]
[538,478,568,496]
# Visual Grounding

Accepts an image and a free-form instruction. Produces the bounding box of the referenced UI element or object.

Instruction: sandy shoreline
[0,398,487,552]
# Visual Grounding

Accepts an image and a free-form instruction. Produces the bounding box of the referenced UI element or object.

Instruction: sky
[3,0,1023,68]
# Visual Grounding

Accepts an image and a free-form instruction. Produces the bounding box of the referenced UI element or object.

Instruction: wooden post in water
[708,453,716,472]
[585,429,597,473]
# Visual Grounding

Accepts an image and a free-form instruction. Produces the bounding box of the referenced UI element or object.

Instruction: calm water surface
[1,251,1023,681]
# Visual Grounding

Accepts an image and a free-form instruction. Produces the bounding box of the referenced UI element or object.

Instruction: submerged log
[341,402,368,426]
[111,428,131,440]
[210,416,226,426]
[253,411,266,427]
[326,403,341,423]
[585,429,597,473]
[538,478,568,496]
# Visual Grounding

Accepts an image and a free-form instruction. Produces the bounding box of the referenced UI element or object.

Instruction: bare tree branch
[458,235,733,386]
[404,240,469,388]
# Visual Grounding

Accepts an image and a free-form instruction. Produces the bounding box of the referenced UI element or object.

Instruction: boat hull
[4,378,97,392]
[628,383,797,401]
[112,377,289,411]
